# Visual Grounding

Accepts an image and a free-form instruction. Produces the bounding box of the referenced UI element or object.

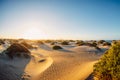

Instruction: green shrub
[20,41,33,49]
[4,43,31,59]
[97,40,106,44]
[95,46,102,51]
[93,41,120,80]
[103,42,111,46]
[51,42,57,45]
[85,42,97,47]
[76,40,84,46]
[61,41,69,45]
[53,45,62,50]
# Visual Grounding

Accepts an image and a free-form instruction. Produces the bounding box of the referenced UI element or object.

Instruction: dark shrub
[95,46,102,51]
[4,43,31,59]
[20,41,33,49]
[76,40,84,46]
[103,42,111,46]
[85,42,96,47]
[53,45,62,50]
[91,42,97,47]
[51,42,56,45]
[61,41,69,45]
[69,40,75,42]
[93,41,120,80]
[0,39,5,45]
[97,40,106,44]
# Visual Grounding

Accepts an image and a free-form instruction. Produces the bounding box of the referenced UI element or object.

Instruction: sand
[0,44,106,80]
[28,45,101,80]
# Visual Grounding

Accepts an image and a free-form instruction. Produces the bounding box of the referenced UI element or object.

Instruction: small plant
[85,42,96,47]
[76,40,84,46]
[51,42,56,45]
[103,42,111,46]
[53,45,62,50]
[95,46,101,51]
[20,41,33,49]
[61,41,69,45]
[97,40,106,44]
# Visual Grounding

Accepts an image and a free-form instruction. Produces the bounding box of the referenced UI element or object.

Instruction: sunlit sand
[0,40,109,80]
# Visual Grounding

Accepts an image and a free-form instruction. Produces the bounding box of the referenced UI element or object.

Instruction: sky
[0,0,120,40]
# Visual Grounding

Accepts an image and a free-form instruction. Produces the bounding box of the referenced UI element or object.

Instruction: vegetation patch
[93,41,120,80]
[53,45,63,50]
[61,41,69,45]
[3,43,31,59]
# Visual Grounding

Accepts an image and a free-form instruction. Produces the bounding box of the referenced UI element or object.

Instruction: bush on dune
[97,40,106,45]
[61,41,69,45]
[20,41,34,49]
[76,40,84,46]
[94,46,102,51]
[0,39,5,45]
[85,42,101,51]
[3,43,31,59]
[86,42,97,47]
[103,42,111,46]
[51,42,57,45]
[93,41,120,80]
[52,45,63,50]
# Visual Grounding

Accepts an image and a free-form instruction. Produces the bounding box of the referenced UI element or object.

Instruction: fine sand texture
[29,45,102,80]
[0,44,106,80]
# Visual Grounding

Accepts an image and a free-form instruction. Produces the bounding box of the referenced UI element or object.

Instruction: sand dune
[24,54,53,80]
[30,46,101,80]
[0,43,107,80]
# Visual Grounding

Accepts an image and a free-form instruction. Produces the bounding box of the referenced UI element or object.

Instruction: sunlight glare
[22,27,46,39]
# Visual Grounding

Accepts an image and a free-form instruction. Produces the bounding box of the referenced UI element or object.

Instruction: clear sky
[0,0,120,40]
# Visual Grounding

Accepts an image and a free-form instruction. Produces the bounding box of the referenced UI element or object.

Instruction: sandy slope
[0,44,105,80]
[24,54,53,80]
[30,45,101,80]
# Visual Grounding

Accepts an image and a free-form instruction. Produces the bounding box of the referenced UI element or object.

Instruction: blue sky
[0,0,120,40]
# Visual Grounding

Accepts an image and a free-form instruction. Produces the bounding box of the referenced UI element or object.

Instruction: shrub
[69,40,75,42]
[20,41,33,49]
[76,40,84,46]
[51,42,55,45]
[53,45,62,50]
[95,46,102,51]
[91,42,97,47]
[93,41,120,80]
[103,42,111,46]
[4,43,31,59]
[97,40,106,44]
[61,41,69,45]
[0,39,5,45]
[85,42,97,47]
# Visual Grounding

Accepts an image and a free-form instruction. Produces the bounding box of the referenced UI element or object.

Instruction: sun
[22,27,45,39]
